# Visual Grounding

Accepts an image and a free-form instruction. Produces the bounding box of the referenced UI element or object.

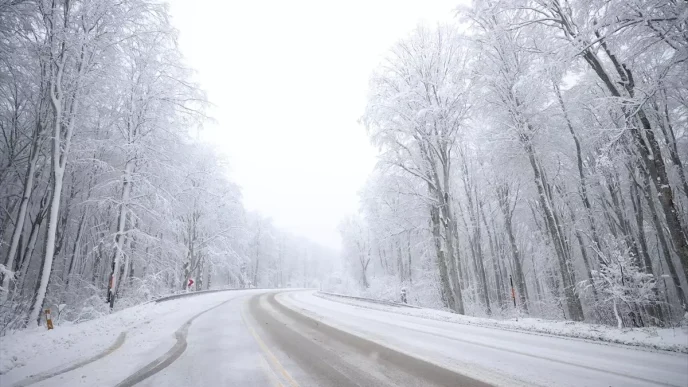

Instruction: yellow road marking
[241,298,299,387]
[258,353,284,387]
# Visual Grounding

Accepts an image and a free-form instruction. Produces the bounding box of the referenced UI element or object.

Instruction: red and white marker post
[45,309,54,330]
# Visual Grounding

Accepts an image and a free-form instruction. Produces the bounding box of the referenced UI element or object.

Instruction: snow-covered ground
[280,290,688,387]
[0,290,264,386]
[317,291,688,353]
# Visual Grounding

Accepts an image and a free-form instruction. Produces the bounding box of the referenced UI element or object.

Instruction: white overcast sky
[167,0,462,250]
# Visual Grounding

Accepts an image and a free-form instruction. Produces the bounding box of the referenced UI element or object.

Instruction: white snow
[317,291,688,353]
[0,290,263,386]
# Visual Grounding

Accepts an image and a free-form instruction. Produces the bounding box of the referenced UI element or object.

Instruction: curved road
[139,291,486,387]
[22,289,688,387]
[139,290,687,387]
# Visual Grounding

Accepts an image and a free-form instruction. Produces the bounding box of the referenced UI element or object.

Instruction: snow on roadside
[0,290,253,382]
[317,291,688,353]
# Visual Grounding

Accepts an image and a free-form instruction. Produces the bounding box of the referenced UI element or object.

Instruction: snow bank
[0,290,250,381]
[317,292,688,353]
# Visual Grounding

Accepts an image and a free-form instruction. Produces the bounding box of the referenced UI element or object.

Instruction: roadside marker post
[509,275,516,308]
[44,309,54,330]
[509,274,520,321]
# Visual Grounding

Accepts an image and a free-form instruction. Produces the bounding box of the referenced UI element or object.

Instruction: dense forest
[0,0,332,332]
[336,0,688,328]
[1,0,686,333]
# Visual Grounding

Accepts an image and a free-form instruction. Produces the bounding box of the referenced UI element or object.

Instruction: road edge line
[241,298,298,387]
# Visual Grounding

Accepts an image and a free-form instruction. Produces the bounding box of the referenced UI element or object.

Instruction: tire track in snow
[113,295,240,387]
[12,331,127,387]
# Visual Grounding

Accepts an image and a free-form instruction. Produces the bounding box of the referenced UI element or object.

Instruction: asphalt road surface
[136,290,686,387]
[18,289,688,387]
[138,291,487,387]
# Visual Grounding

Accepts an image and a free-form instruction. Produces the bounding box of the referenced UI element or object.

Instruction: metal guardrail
[317,291,422,309]
[153,287,270,303]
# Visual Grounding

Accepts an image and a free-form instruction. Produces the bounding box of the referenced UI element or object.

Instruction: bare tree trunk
[406,231,413,284]
[642,168,687,309]
[28,61,72,325]
[557,182,598,302]
[497,184,529,313]
[654,95,688,203]
[107,160,134,307]
[64,210,86,291]
[378,246,388,275]
[528,141,583,320]
[356,239,370,288]
[629,168,664,323]
[28,9,88,323]
[479,200,504,308]
[396,241,405,282]
[253,227,260,287]
[630,173,655,272]
[441,180,465,313]
[458,156,491,314]
[2,124,43,304]
[431,205,456,311]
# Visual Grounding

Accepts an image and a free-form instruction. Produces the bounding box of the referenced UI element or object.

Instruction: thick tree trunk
[443,201,465,314]
[28,60,70,324]
[642,169,687,309]
[431,205,456,312]
[108,160,134,307]
[28,165,64,325]
[440,177,465,313]
[654,97,688,203]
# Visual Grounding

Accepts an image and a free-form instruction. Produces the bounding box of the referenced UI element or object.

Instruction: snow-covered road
[3,289,687,387]
[280,290,688,386]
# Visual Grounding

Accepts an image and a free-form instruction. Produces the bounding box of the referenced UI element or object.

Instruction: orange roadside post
[45,309,54,330]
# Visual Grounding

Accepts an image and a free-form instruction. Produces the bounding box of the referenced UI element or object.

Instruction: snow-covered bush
[590,241,658,328]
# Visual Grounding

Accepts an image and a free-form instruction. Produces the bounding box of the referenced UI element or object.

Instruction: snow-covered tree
[340,0,687,327]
